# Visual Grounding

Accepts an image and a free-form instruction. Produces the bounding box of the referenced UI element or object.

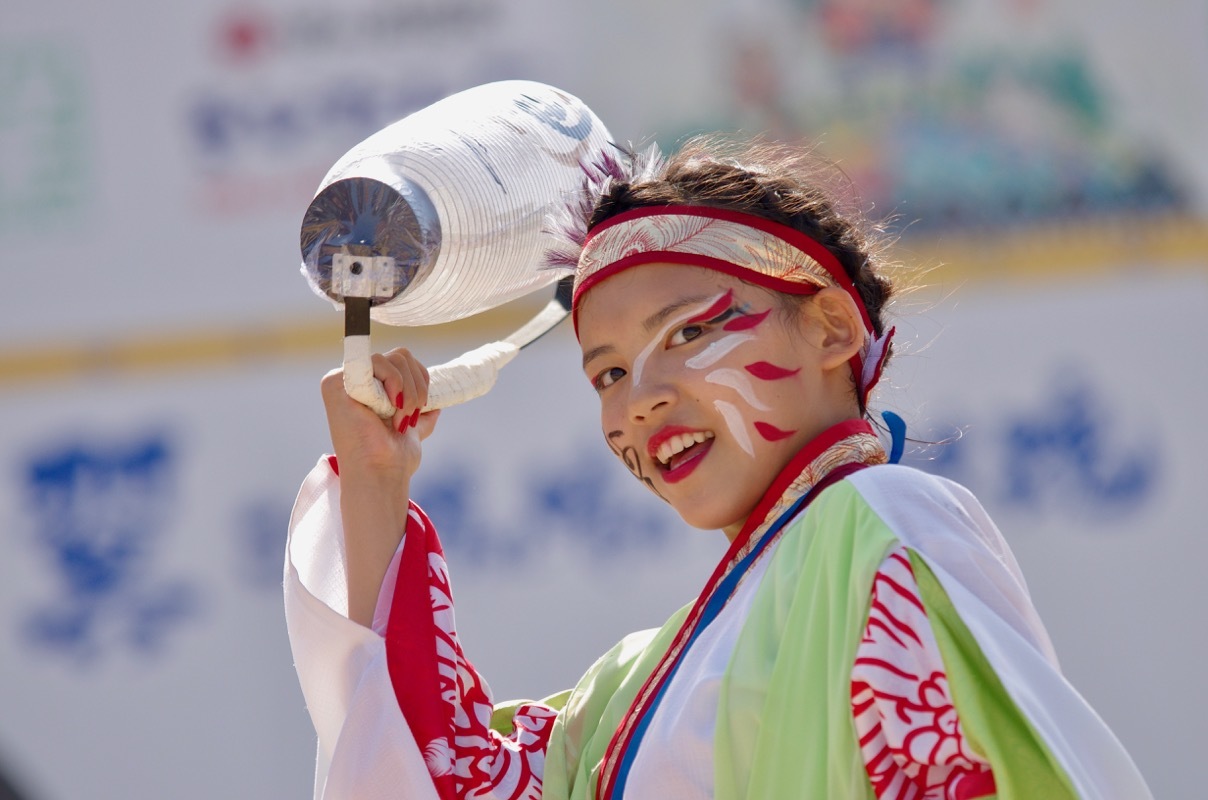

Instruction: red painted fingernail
[395,392,404,409]
[398,417,408,433]
[409,409,420,428]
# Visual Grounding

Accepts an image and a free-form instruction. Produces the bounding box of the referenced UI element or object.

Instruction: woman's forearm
[340,469,413,628]
[320,347,435,628]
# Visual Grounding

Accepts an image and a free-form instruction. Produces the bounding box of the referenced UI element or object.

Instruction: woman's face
[577,263,859,538]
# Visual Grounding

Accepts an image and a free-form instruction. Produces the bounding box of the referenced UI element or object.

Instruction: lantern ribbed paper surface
[300,80,612,327]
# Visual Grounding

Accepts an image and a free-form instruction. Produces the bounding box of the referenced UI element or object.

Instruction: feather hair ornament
[542,141,668,274]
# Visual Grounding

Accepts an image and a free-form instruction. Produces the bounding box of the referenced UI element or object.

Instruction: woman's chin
[672,502,747,536]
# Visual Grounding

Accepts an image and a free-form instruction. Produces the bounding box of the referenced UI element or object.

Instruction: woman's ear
[805,287,864,370]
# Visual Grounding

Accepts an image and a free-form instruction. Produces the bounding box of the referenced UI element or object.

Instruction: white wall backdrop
[2,0,1206,798]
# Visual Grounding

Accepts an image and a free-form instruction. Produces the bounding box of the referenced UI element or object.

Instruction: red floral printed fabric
[386,503,556,800]
[852,546,997,800]
[386,508,994,800]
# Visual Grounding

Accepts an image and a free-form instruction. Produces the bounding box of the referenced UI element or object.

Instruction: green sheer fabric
[498,479,1075,799]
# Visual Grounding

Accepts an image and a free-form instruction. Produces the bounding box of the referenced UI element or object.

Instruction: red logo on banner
[216,9,273,63]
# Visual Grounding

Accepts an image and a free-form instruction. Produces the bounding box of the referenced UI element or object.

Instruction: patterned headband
[571,205,894,408]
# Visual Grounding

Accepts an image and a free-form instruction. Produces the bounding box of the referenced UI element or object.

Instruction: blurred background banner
[1,1,1204,798]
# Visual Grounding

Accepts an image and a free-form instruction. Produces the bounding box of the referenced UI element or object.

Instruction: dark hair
[586,136,896,342]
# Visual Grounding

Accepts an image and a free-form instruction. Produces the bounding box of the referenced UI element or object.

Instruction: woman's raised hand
[320,346,441,488]
[321,347,441,627]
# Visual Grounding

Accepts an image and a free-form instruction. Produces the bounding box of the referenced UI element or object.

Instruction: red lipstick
[662,438,713,484]
[647,425,715,485]
[646,425,701,459]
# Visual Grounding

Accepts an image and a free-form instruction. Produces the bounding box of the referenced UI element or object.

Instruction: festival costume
[287,196,1150,798]
[284,419,1149,799]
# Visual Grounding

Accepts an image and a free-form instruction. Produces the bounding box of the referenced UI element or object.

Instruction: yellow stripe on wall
[0,301,548,387]
[0,319,338,386]
[906,215,1208,282]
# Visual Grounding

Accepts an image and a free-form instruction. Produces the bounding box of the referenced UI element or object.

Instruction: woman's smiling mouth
[648,427,717,483]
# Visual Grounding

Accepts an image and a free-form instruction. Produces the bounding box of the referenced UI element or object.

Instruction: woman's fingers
[320,347,435,484]
[319,367,344,408]
[374,348,431,432]
[322,347,433,436]
[370,352,410,431]
[320,366,370,416]
[414,409,441,441]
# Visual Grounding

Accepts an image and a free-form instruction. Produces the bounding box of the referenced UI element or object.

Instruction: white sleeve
[283,457,440,800]
[848,465,1153,800]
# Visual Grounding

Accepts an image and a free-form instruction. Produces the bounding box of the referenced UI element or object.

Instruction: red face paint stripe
[683,289,734,325]
[754,421,798,441]
[745,362,801,380]
[722,307,771,331]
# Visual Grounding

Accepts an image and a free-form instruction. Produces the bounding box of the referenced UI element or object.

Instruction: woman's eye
[669,324,704,346]
[593,366,626,390]
[668,306,738,347]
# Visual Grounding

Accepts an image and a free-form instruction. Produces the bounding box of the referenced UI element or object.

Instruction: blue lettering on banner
[1000,382,1155,509]
[532,452,671,553]
[19,434,200,662]
[235,497,294,591]
[412,448,676,565]
[414,462,476,547]
[189,79,446,160]
[908,374,1157,519]
[185,77,453,214]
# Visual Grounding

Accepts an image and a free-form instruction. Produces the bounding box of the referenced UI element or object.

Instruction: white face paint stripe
[684,332,757,370]
[714,399,754,458]
[705,368,771,411]
[631,291,728,387]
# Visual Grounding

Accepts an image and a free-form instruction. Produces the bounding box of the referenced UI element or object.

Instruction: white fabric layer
[285,458,440,800]
[848,465,1153,800]
[624,541,779,799]
[286,456,1152,800]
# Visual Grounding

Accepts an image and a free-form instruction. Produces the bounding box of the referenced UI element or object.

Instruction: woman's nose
[627,377,677,423]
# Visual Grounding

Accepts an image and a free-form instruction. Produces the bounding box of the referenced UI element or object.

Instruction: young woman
[285,138,1152,799]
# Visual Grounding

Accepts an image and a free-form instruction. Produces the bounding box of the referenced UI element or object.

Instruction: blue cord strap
[881,410,906,464]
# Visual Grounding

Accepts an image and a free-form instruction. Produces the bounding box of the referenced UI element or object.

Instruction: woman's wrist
[338,463,413,515]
